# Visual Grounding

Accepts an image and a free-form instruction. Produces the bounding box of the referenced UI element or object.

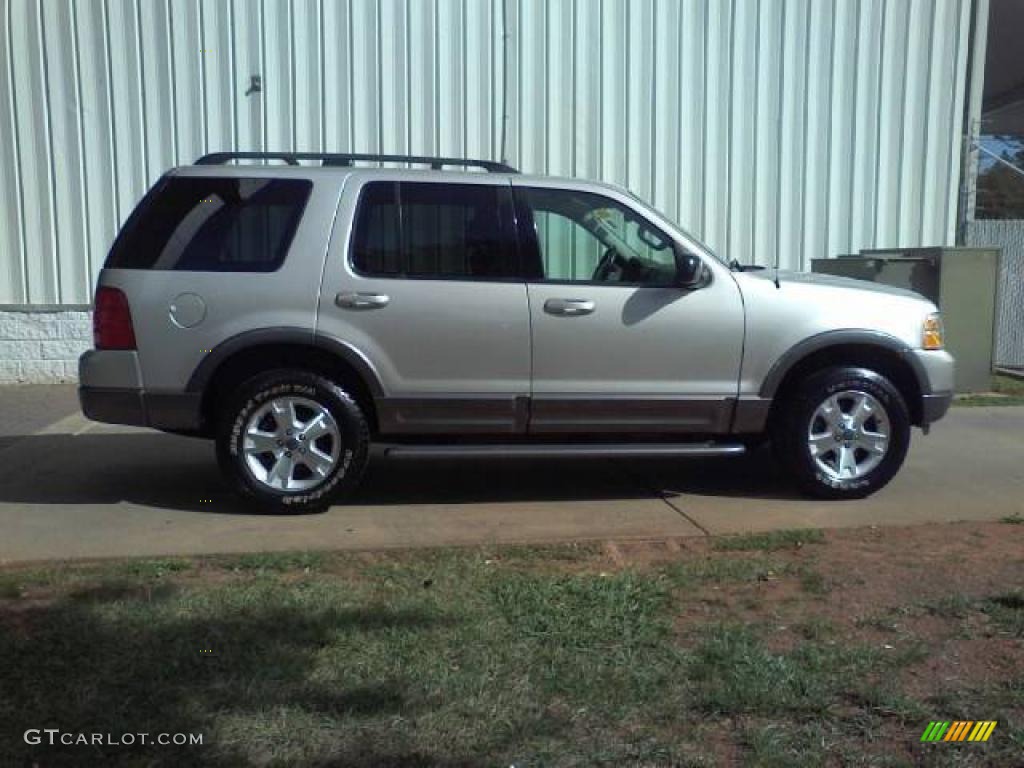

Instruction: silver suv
[79,152,954,512]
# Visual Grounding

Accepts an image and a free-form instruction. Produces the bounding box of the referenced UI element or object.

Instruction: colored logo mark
[920,721,997,742]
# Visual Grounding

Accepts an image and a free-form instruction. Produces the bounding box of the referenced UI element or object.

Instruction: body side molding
[377,441,746,459]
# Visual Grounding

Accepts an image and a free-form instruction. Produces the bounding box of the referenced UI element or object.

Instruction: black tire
[770,366,911,500]
[215,370,370,513]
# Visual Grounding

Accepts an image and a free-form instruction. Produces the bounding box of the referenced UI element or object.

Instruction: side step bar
[376,442,746,460]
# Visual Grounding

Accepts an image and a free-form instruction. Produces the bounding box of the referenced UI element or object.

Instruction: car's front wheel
[771,366,911,499]
[216,370,370,513]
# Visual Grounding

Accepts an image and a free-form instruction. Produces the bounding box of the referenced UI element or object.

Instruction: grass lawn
[954,374,1024,407]
[1,523,1022,767]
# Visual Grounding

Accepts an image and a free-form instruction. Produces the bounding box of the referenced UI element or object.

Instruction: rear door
[319,175,531,435]
[514,180,745,434]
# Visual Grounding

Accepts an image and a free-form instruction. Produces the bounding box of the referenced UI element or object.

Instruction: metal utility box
[811,248,1000,392]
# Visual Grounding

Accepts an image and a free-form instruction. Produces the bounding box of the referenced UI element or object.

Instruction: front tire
[216,370,370,513]
[771,366,910,499]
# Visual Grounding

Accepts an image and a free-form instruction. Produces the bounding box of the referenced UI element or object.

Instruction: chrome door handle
[544,298,595,316]
[335,292,390,310]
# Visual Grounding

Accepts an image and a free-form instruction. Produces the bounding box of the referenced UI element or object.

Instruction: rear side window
[106,176,312,271]
[350,181,518,279]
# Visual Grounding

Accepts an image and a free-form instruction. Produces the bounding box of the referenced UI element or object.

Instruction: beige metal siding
[0,0,976,304]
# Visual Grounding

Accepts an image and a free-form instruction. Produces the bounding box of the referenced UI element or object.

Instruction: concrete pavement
[0,385,1021,563]
[0,383,80,451]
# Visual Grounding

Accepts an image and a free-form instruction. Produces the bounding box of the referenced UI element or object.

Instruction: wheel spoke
[301,447,335,477]
[266,454,294,489]
[819,396,842,429]
[808,433,835,456]
[270,400,290,430]
[837,445,858,477]
[288,399,303,431]
[244,430,279,454]
[301,412,333,441]
[857,431,888,455]
[850,394,873,428]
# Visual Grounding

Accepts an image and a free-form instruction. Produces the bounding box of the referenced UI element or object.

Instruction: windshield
[621,188,727,265]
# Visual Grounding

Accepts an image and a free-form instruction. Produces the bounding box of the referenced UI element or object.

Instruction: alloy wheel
[807,389,891,481]
[241,396,341,491]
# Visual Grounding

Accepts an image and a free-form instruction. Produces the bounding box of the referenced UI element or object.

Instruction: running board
[376,442,746,460]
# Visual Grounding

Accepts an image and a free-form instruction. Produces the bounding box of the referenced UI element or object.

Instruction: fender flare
[758,330,932,399]
[185,327,385,398]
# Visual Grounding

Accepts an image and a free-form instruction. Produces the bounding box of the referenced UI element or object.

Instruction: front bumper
[912,349,955,395]
[911,349,955,426]
[920,392,953,425]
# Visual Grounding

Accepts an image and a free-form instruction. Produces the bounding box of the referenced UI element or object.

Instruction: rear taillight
[93,286,137,350]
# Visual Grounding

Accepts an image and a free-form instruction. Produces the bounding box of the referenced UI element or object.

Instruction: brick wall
[0,308,92,384]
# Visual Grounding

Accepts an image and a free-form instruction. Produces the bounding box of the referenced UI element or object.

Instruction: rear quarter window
[105,176,312,271]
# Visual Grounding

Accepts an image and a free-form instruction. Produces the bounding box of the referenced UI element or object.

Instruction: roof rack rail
[194,152,518,173]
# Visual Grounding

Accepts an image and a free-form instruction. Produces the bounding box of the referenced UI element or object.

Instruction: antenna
[772,246,781,289]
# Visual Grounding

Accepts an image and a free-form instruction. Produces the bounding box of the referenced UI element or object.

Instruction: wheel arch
[762,332,929,427]
[188,328,383,435]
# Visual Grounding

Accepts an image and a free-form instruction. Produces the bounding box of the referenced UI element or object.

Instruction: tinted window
[350,182,402,275]
[351,182,518,279]
[106,177,311,271]
[516,187,679,285]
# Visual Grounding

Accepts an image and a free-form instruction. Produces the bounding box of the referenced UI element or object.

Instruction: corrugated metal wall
[0,0,976,305]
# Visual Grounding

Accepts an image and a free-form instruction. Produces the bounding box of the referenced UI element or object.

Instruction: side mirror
[674,250,703,289]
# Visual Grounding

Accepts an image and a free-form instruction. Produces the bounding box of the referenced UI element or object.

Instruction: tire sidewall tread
[216,370,369,513]
[773,366,911,500]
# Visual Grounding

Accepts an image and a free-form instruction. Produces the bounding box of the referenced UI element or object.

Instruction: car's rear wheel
[216,370,370,513]
[771,366,910,499]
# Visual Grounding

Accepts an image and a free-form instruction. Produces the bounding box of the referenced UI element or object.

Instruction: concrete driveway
[0,385,1021,563]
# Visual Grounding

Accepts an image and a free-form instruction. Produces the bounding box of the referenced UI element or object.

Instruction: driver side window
[516,187,678,285]
[532,210,604,281]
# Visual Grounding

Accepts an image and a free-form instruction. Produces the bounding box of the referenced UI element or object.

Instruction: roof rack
[194,152,518,173]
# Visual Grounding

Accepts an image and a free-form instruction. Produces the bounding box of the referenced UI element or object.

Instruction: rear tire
[771,366,910,499]
[215,370,370,513]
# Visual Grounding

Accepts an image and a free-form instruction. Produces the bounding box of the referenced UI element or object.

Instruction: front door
[513,181,745,434]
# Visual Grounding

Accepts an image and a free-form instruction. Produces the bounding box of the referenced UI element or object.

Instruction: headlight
[922,312,944,350]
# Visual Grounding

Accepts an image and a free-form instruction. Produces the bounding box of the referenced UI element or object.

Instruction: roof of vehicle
[174,164,521,180]
[194,151,518,173]
[172,152,633,194]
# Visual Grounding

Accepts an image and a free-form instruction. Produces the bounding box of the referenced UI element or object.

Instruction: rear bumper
[78,350,202,432]
[78,386,203,431]
[921,392,953,426]
[79,386,148,426]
